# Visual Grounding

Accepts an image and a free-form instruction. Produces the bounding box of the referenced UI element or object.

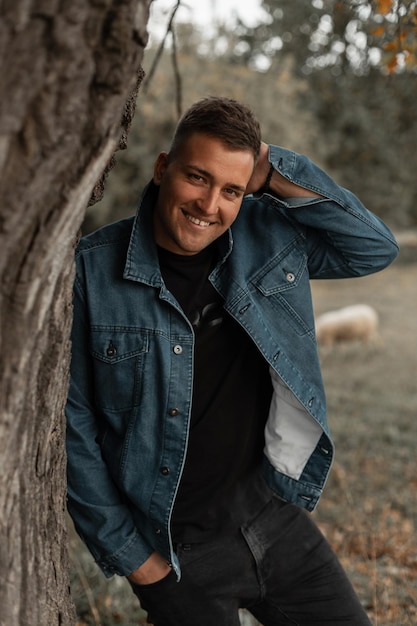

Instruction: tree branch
[143,0,183,99]
[171,24,183,116]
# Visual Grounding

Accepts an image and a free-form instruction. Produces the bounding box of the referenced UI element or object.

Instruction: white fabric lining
[264,368,323,480]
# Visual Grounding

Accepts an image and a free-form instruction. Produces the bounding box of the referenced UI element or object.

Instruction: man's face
[152,132,255,255]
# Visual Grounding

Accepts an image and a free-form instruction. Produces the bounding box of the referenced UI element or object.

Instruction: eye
[188,172,205,183]
[224,187,241,199]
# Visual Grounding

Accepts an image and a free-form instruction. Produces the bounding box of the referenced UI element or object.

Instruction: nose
[195,188,219,215]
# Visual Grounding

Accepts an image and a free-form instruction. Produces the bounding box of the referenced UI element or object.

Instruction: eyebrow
[188,165,247,194]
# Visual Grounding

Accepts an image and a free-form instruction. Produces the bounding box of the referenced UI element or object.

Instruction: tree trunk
[0,1,151,623]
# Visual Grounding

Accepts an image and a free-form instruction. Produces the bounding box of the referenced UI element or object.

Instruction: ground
[68,253,417,626]
[310,255,417,626]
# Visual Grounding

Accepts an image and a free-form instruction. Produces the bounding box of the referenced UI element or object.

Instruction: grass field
[69,253,417,626]
[310,255,417,626]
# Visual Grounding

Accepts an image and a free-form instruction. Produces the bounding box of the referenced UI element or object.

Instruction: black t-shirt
[158,243,273,543]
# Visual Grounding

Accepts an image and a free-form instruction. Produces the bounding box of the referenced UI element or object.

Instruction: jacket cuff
[96,532,154,578]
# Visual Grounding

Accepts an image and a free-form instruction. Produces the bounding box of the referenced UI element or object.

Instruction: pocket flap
[90,328,149,364]
[253,245,307,295]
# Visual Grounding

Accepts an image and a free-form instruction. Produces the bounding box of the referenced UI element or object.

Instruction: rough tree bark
[0,1,151,624]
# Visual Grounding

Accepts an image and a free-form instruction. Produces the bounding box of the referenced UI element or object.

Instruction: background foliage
[85,0,417,234]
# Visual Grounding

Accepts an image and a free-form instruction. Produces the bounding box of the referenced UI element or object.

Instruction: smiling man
[152,132,254,255]
[66,97,398,625]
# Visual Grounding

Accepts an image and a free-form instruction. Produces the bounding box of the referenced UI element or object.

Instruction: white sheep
[315,304,379,347]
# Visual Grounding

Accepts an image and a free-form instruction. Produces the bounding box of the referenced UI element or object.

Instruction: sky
[148,0,266,36]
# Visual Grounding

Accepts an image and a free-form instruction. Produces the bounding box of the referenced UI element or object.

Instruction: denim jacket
[66,145,398,579]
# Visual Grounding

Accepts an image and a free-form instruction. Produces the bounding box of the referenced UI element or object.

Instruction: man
[66,97,398,625]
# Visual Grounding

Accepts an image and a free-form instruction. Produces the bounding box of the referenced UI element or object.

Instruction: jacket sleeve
[265,145,399,278]
[66,275,153,578]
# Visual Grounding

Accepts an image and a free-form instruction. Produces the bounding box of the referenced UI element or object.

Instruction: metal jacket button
[168,408,179,416]
[286,272,295,283]
[173,345,183,354]
[161,466,170,475]
[106,340,116,357]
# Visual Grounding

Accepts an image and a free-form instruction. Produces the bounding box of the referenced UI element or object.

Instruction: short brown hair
[169,97,261,161]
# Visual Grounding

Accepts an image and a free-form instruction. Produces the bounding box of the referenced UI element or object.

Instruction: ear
[153,152,169,185]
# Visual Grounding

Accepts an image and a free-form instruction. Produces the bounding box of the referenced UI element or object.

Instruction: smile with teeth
[184,212,212,228]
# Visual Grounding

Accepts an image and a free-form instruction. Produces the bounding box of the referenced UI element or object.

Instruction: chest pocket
[252,244,314,336]
[90,328,149,411]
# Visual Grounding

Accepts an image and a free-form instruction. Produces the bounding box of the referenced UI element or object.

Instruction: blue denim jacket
[66,145,398,579]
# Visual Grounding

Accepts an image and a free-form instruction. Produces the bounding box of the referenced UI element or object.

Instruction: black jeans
[130,497,372,626]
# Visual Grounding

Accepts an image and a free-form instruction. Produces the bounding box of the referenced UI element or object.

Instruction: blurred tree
[366,0,417,72]
[307,68,417,227]
[0,1,151,624]
[233,0,417,74]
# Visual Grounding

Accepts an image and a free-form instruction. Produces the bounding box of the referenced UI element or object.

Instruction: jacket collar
[123,181,163,287]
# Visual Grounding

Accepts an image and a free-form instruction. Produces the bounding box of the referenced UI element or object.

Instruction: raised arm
[246,142,322,199]
[245,142,399,278]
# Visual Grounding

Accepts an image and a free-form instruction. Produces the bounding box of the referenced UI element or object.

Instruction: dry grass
[310,255,417,626]
[69,255,417,626]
